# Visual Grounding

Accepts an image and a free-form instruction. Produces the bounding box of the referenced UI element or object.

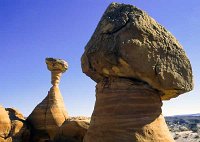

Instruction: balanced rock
[27,58,69,141]
[81,3,193,142]
[81,3,193,100]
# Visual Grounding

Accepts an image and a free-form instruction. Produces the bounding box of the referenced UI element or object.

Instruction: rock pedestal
[84,78,174,142]
[51,71,62,87]
[81,2,193,142]
[27,58,68,140]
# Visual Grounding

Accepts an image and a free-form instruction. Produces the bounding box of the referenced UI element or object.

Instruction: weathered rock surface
[81,2,193,142]
[83,78,174,142]
[6,108,28,140]
[0,105,11,141]
[0,106,28,142]
[81,2,193,100]
[54,117,90,142]
[27,58,69,141]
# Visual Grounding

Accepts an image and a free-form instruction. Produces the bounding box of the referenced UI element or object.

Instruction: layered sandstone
[81,2,193,142]
[27,58,69,140]
[84,78,174,142]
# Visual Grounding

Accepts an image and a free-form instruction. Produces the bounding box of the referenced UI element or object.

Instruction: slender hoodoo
[27,58,69,141]
[81,3,193,142]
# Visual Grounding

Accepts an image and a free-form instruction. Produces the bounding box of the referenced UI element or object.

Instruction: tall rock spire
[27,58,69,141]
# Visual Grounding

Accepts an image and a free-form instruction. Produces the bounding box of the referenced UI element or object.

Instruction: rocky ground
[165,114,200,142]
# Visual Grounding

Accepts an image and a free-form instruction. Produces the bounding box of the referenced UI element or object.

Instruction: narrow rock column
[27,58,69,141]
[84,78,174,142]
[51,71,62,87]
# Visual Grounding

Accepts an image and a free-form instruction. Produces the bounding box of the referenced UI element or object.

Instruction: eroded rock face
[27,58,69,140]
[6,108,28,140]
[0,106,28,142]
[81,2,193,100]
[83,78,174,142]
[0,105,11,140]
[54,117,90,142]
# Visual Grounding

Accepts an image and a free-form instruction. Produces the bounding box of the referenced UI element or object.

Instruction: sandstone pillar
[84,78,174,142]
[81,3,193,142]
[27,58,69,140]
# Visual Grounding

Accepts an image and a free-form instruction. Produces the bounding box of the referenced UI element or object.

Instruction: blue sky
[0,0,199,117]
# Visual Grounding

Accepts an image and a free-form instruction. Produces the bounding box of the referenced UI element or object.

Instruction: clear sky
[0,0,199,117]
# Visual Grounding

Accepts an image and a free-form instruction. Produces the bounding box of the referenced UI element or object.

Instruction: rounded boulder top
[46,58,68,73]
[81,2,193,100]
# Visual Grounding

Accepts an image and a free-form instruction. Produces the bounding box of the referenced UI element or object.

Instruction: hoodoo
[81,3,193,142]
[27,58,69,140]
